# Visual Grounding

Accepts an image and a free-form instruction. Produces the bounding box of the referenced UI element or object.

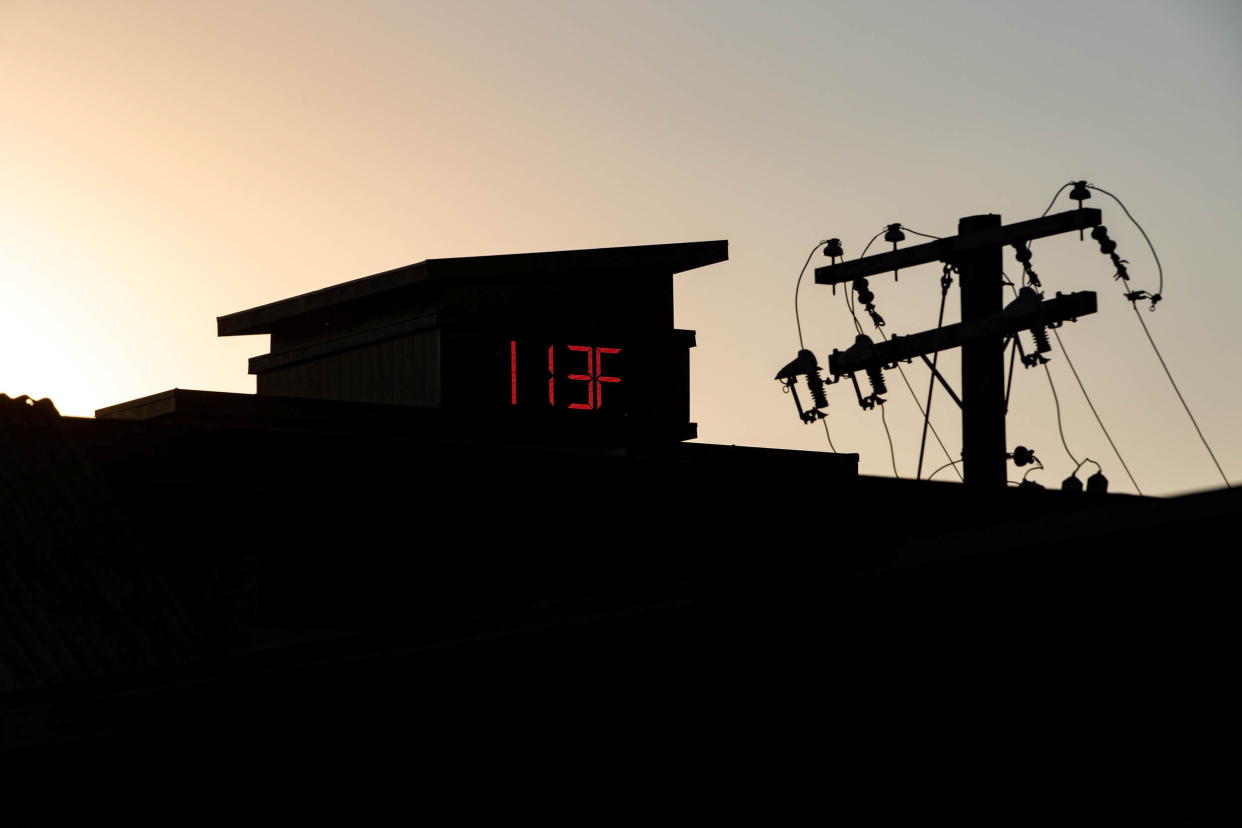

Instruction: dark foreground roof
[2,392,1239,824]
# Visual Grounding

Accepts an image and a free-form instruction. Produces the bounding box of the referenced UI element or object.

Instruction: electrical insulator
[1086,471,1109,493]
[853,278,874,305]
[806,372,829,410]
[1091,225,1132,284]
[865,366,887,396]
[1091,225,1117,254]
[824,238,844,258]
[1011,243,1041,288]
[1069,181,1092,206]
[851,277,886,326]
[775,349,830,424]
[884,224,905,280]
[1031,326,1052,354]
[1061,475,1084,493]
[1069,181,1092,239]
[1011,446,1037,467]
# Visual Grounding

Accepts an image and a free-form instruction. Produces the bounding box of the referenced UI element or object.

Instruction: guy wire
[1004,336,1018,412]
[914,279,959,480]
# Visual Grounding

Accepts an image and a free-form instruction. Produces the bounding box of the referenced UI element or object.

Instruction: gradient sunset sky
[2,0,1239,495]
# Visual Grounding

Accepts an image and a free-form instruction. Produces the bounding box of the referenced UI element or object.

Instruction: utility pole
[958,214,1006,488]
[808,208,1103,487]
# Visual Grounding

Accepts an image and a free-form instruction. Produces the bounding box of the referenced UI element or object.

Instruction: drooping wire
[820,418,838,453]
[899,226,943,240]
[841,229,900,474]
[1131,305,1231,488]
[1000,273,1084,471]
[1073,457,1102,477]
[793,240,827,350]
[1024,195,1146,492]
[842,229,886,336]
[1001,271,1114,485]
[858,229,886,259]
[1074,185,1224,487]
[1042,362,1080,468]
[1086,184,1164,298]
[927,458,963,481]
[1050,327,1143,495]
[1021,182,1072,279]
[878,402,899,478]
[1040,181,1073,218]
[1077,188,1224,486]
[843,290,865,336]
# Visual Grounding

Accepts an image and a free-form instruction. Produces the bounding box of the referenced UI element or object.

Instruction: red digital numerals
[565,345,621,409]
[510,341,623,411]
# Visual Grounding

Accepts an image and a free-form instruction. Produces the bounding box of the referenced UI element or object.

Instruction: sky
[1,0,1239,496]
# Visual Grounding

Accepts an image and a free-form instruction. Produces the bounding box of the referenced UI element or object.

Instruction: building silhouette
[1,241,1237,824]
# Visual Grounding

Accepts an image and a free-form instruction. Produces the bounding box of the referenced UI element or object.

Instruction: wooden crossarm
[827,291,1098,376]
[814,209,1102,286]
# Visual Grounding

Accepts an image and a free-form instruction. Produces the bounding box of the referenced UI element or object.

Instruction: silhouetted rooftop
[217,239,728,336]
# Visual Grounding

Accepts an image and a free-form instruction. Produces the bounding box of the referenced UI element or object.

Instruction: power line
[820,417,838,453]
[1024,190,1147,491]
[1040,181,1072,218]
[1072,183,1224,488]
[852,230,960,480]
[793,241,826,350]
[879,402,899,478]
[1050,327,1143,495]
[873,333,961,482]
[858,229,886,259]
[843,288,864,336]
[1004,336,1018,412]
[1086,184,1164,298]
[927,458,962,481]
[845,228,887,334]
[1131,305,1231,488]
[1042,362,1079,468]
[887,350,961,480]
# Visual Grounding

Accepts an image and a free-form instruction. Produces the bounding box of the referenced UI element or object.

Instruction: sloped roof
[217,239,728,337]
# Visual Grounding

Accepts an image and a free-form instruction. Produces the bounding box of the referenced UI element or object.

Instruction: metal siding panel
[255,331,440,406]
